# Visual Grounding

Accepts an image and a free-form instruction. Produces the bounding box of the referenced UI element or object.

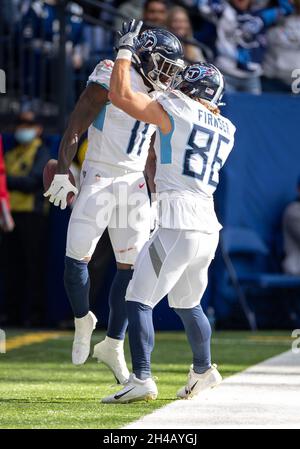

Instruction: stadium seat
[220,226,300,328]
[221,227,269,256]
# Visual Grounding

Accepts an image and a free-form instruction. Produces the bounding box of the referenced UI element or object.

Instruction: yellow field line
[3,331,291,352]
[5,331,71,351]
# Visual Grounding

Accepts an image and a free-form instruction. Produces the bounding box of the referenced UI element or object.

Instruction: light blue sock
[174,305,211,374]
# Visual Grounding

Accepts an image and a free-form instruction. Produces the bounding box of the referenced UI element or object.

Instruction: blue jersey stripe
[137,124,150,155]
[93,104,107,131]
[127,120,141,154]
[87,80,109,90]
[160,114,175,164]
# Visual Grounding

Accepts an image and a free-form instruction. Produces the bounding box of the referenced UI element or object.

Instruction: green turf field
[0,330,292,429]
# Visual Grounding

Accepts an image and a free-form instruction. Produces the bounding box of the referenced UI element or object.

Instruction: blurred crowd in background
[1,0,300,104]
[0,0,300,328]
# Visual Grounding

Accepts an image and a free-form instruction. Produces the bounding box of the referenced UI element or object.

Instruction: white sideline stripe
[124,350,300,429]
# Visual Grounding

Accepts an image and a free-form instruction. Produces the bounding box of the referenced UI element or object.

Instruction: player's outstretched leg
[174,305,222,399]
[93,267,132,384]
[64,256,97,365]
[101,301,158,403]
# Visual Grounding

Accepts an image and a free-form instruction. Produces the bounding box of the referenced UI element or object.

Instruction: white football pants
[126,227,219,308]
[66,161,151,264]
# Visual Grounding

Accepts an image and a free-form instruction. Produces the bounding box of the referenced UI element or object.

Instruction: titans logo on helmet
[140,31,158,51]
[185,65,215,83]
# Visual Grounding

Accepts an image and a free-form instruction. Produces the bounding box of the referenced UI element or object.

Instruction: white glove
[44,174,78,210]
[117,19,143,53]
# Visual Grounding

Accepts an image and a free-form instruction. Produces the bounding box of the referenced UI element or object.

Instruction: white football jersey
[152,90,236,232]
[86,60,156,172]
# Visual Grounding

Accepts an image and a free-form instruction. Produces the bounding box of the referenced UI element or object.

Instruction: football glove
[117,19,143,53]
[44,174,78,210]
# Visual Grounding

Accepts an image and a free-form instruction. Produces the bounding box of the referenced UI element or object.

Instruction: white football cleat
[177,364,222,399]
[101,373,158,404]
[72,311,97,365]
[93,336,130,384]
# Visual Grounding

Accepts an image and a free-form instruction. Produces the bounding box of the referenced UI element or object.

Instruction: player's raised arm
[109,20,172,135]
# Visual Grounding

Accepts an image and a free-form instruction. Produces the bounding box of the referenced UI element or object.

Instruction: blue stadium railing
[0,0,117,132]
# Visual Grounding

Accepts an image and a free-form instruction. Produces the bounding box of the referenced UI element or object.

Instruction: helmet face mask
[174,63,225,106]
[133,29,185,91]
[147,52,185,90]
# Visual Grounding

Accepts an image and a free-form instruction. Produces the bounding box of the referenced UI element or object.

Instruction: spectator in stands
[196,0,294,94]
[166,6,205,62]
[282,176,300,276]
[83,22,114,76]
[2,0,19,32]
[0,136,14,233]
[23,0,85,68]
[22,0,86,109]
[114,0,145,32]
[262,0,300,93]
[1,112,50,326]
[142,0,168,28]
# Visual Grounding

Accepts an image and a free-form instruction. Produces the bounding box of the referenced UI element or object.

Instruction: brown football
[43,159,76,207]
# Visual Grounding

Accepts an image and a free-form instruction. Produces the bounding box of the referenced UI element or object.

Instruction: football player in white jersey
[101,20,236,403]
[44,27,185,384]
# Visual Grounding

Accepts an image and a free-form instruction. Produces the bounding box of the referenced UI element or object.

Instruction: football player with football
[44,27,185,385]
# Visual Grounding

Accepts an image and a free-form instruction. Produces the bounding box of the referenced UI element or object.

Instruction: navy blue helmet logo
[185,65,215,83]
[140,31,157,51]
